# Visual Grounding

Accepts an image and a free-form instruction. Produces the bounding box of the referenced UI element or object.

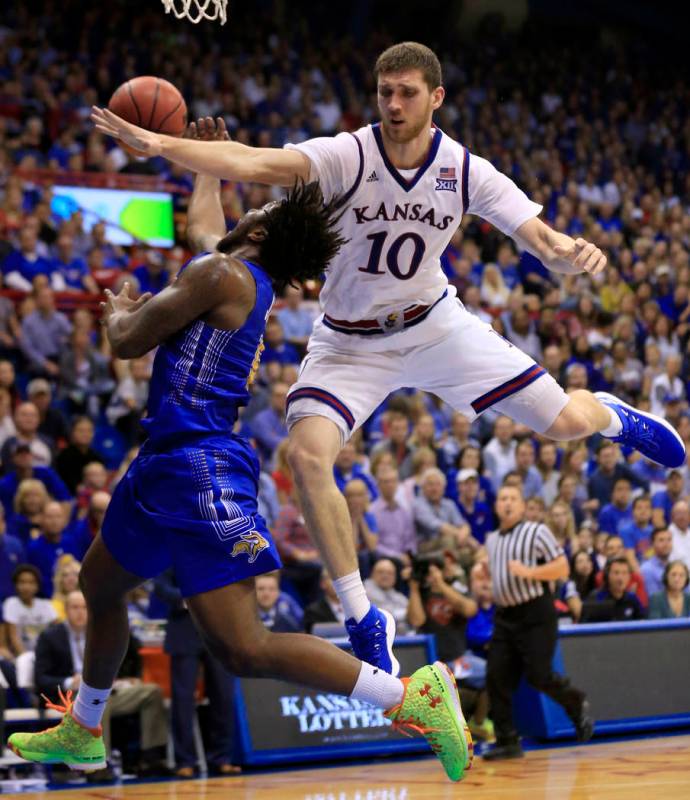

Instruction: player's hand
[187,116,230,141]
[553,238,607,276]
[101,282,152,323]
[91,107,163,157]
[508,559,534,579]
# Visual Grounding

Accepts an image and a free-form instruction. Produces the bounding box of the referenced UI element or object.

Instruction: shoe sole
[382,609,401,677]
[434,661,473,776]
[595,391,686,467]
[8,742,106,771]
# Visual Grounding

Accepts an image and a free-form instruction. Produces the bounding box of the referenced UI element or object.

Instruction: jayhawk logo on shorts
[231,531,270,564]
[384,312,399,329]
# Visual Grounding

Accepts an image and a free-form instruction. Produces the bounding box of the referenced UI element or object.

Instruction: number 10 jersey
[285,123,541,329]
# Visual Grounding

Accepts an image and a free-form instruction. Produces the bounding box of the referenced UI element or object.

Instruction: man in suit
[153,569,239,778]
[34,590,168,777]
[256,573,301,633]
[303,569,345,634]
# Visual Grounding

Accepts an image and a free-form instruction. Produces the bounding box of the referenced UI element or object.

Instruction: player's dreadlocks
[219,180,347,293]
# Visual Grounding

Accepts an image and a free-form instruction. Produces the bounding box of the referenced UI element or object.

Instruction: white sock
[333,570,370,623]
[72,681,111,730]
[600,405,623,437]
[350,661,404,710]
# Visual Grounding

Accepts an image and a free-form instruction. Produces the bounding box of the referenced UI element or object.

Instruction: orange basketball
[108,76,187,156]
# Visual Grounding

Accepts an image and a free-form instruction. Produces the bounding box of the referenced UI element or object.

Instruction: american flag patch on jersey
[436,166,457,192]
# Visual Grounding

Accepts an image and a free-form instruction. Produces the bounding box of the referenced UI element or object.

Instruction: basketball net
[161,0,227,24]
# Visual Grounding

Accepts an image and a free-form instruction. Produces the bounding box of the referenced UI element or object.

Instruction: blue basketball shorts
[101,437,282,597]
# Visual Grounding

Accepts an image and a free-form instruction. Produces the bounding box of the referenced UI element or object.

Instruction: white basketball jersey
[285,124,541,327]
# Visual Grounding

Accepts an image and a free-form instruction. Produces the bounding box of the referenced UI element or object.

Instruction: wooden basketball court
[2,734,689,798]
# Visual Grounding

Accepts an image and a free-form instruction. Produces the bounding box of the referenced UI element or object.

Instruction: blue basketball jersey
[141,256,274,446]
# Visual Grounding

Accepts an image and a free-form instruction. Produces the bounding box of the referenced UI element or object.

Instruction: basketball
[108,76,187,155]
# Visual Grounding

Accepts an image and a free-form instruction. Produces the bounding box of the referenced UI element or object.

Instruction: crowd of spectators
[1,0,690,772]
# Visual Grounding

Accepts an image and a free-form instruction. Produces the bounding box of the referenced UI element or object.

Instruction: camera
[410,551,445,583]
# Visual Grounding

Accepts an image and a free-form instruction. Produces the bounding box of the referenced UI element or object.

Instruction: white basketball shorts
[286,297,569,445]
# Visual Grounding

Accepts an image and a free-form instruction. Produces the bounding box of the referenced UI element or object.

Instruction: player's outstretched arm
[513,216,607,277]
[186,117,231,254]
[101,254,238,359]
[91,107,310,186]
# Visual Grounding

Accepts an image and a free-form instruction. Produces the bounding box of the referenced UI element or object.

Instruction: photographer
[408,551,493,739]
[406,550,477,663]
[484,485,592,760]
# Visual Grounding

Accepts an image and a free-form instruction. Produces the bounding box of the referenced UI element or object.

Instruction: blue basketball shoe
[345,605,400,676]
[595,392,686,468]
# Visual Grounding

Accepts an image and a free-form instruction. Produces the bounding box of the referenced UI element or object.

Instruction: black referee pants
[487,594,585,744]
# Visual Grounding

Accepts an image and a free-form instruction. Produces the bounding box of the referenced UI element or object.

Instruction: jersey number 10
[358,231,426,281]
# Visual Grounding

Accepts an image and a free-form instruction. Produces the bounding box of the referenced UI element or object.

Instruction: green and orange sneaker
[7,689,106,771]
[385,661,473,782]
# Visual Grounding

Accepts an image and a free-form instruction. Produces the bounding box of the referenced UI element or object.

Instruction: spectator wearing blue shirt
[0,442,71,519]
[19,286,72,379]
[596,202,623,232]
[257,472,280,529]
[514,440,544,501]
[87,222,129,268]
[440,412,480,469]
[0,506,25,603]
[587,440,648,510]
[2,227,61,292]
[26,501,80,598]
[245,381,288,463]
[333,441,377,500]
[47,129,82,170]
[619,495,654,568]
[466,562,495,658]
[276,284,314,354]
[640,528,675,597]
[261,316,300,366]
[630,457,669,493]
[66,491,110,562]
[652,469,685,527]
[132,251,171,295]
[51,233,99,293]
[519,249,553,295]
[455,469,493,545]
[598,478,634,535]
[495,241,521,290]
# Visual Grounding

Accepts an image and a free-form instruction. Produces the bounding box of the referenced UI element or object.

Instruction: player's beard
[381,111,432,145]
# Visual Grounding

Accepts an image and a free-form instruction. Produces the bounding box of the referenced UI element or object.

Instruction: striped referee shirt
[486,521,564,607]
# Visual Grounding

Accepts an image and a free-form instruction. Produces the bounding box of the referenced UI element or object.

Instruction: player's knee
[286,439,332,486]
[206,628,272,677]
[79,560,123,611]
[545,401,591,441]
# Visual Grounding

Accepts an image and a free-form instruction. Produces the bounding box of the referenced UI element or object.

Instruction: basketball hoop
[161,0,227,24]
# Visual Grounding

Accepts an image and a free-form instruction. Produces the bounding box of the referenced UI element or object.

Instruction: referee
[483,485,593,760]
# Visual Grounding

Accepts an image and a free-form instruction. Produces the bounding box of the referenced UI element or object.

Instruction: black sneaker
[85,766,116,783]
[482,741,524,760]
[573,699,594,742]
